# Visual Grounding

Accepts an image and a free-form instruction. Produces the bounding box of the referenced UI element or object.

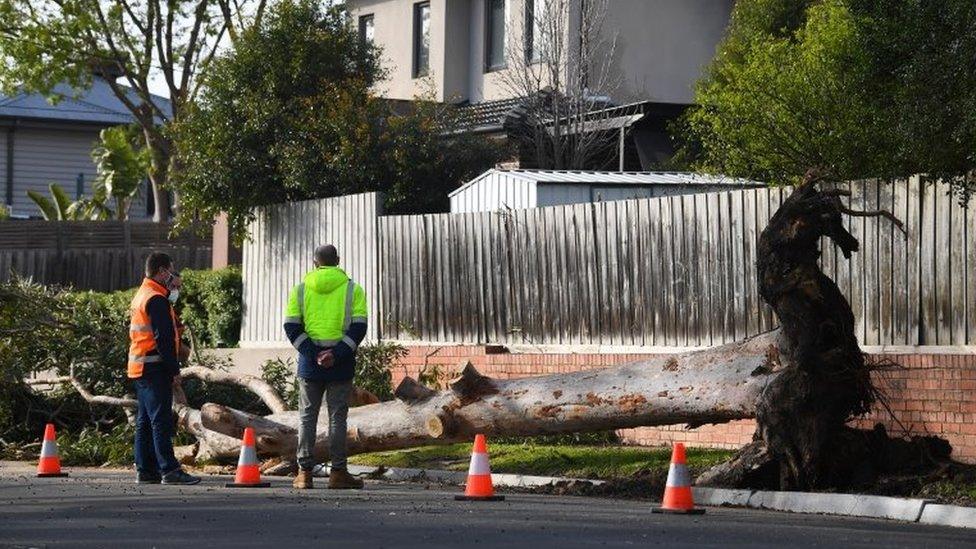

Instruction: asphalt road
[0,462,973,548]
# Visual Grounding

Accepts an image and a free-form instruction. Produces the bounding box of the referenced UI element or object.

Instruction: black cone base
[37,473,69,478]
[455,495,505,501]
[652,507,705,515]
[225,482,271,488]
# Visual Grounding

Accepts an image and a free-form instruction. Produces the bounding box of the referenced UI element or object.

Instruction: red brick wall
[391,345,976,464]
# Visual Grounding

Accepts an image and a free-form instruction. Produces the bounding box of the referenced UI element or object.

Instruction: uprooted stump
[698,175,950,491]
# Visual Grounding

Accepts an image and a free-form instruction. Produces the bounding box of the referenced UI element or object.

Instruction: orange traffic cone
[454,434,504,501]
[36,423,68,478]
[652,443,704,514]
[225,427,271,488]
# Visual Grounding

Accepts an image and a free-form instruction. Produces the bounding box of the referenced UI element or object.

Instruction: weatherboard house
[0,75,170,219]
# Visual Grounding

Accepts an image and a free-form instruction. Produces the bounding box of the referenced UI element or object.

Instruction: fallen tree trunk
[201,332,781,459]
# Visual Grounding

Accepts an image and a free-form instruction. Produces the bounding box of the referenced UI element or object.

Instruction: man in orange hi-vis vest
[128,252,200,486]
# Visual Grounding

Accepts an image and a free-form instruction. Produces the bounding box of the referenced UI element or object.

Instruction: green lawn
[349,443,734,480]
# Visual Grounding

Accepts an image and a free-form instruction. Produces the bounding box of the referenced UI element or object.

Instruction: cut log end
[425,415,445,438]
[395,377,437,402]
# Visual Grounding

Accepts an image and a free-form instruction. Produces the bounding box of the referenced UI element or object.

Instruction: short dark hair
[145,252,173,277]
[314,245,339,267]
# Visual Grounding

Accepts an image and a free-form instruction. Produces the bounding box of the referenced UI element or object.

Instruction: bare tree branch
[838,205,907,234]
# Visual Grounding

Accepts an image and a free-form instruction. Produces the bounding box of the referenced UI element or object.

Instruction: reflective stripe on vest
[127,278,180,379]
[343,280,355,331]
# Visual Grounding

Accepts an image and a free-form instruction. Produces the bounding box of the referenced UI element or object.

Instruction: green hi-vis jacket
[283,266,368,382]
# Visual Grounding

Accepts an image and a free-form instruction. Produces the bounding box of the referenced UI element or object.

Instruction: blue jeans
[134,370,180,475]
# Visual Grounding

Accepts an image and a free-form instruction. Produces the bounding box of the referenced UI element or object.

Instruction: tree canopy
[174,0,506,242]
[685,0,976,199]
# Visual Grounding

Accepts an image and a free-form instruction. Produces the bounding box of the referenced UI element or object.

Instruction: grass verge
[349,443,733,480]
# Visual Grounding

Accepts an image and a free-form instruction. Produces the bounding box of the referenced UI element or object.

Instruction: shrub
[178,267,242,348]
[355,342,406,401]
[58,423,135,466]
[261,357,300,409]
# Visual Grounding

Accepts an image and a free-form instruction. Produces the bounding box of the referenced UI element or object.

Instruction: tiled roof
[452,97,526,130]
[0,77,172,125]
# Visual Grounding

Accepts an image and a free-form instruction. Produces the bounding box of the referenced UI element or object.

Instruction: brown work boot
[328,468,364,489]
[292,470,313,489]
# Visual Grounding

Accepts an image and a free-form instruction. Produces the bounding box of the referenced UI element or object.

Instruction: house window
[525,0,545,62]
[413,2,430,78]
[485,0,506,71]
[358,14,374,43]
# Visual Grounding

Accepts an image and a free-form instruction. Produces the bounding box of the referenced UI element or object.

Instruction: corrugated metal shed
[449,169,763,213]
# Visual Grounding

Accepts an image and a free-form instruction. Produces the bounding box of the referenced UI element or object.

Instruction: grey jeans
[296,378,353,472]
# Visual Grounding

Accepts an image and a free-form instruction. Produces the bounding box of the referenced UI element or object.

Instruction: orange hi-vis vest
[128,278,180,379]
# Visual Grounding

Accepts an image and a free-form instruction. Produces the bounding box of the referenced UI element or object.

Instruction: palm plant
[91,126,149,220]
[26,184,112,221]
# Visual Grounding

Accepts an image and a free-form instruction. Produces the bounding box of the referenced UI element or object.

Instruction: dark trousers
[134,370,180,475]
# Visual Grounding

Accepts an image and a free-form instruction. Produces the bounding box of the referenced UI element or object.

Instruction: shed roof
[449,169,763,197]
[0,76,172,125]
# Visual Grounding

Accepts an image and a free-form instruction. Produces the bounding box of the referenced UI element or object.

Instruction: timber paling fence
[240,176,976,348]
[0,221,211,292]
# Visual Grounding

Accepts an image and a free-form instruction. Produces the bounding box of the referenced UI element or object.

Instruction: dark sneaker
[162,469,201,485]
[328,468,364,490]
[136,471,162,484]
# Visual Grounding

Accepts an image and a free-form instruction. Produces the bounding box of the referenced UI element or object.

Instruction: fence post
[54,222,64,285]
[123,221,133,286]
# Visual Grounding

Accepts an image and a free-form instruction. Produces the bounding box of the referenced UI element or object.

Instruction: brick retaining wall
[391,345,976,464]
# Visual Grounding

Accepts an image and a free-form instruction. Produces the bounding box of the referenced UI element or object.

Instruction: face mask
[168,289,180,304]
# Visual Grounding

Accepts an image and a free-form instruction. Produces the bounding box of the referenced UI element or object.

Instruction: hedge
[178,266,243,348]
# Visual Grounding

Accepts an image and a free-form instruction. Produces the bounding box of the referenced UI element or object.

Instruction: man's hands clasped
[316,349,335,369]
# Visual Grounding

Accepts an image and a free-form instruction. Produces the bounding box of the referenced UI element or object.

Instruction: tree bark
[201,332,779,459]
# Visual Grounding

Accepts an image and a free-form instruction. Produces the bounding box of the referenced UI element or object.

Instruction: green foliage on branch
[0,268,242,442]
[685,0,976,200]
[174,0,508,243]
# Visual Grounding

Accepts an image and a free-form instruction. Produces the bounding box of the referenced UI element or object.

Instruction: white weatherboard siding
[11,126,99,217]
[7,125,149,219]
[0,130,7,206]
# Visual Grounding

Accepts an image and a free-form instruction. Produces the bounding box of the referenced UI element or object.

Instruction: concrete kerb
[742,490,929,523]
[344,464,973,529]
[918,504,976,529]
[344,464,605,489]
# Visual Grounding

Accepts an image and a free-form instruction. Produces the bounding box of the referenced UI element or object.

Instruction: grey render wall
[4,122,148,219]
[349,0,734,105]
[600,0,735,104]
